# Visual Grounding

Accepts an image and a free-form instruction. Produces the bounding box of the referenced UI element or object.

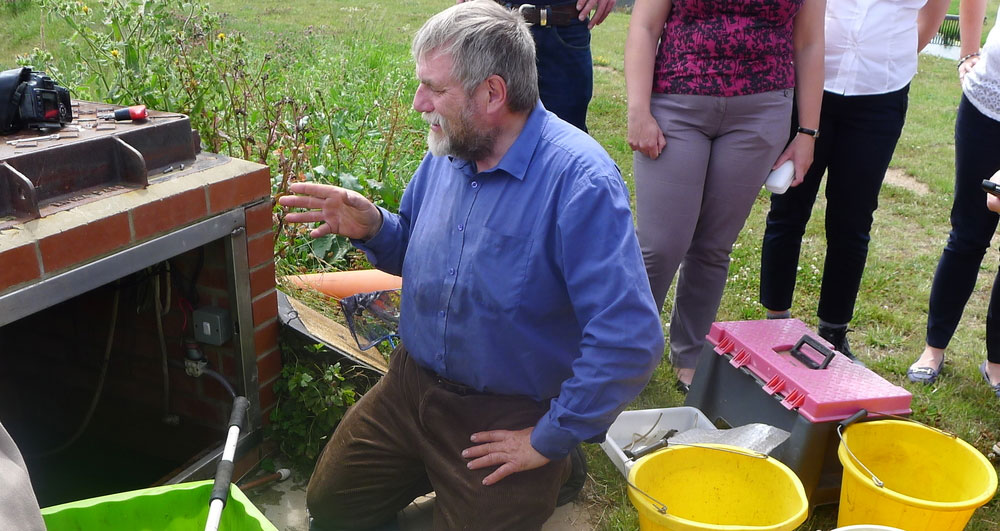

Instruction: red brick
[250,263,276,298]
[172,394,223,425]
[171,365,200,395]
[0,244,41,292]
[253,320,279,360]
[252,290,278,326]
[195,288,229,309]
[256,348,282,384]
[208,167,271,214]
[257,375,277,412]
[245,200,274,238]
[198,264,229,292]
[261,405,275,427]
[132,188,208,241]
[246,233,274,268]
[39,213,131,273]
[203,372,237,402]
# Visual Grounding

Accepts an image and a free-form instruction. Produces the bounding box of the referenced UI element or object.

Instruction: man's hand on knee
[462,427,550,486]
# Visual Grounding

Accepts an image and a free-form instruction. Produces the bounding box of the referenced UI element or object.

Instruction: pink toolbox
[684,319,912,506]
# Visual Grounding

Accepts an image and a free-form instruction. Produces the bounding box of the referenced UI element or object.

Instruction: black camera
[0,67,73,134]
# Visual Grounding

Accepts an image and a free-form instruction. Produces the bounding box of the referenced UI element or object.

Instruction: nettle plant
[268,352,358,467]
[24,0,426,273]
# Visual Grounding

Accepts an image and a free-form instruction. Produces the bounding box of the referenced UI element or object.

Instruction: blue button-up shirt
[356,102,663,459]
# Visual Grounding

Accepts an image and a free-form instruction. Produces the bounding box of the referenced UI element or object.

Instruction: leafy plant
[23,0,425,274]
[268,354,357,467]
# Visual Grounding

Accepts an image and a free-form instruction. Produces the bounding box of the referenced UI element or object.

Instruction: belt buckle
[518,3,548,27]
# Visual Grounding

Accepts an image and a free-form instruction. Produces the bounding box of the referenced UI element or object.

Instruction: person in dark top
[461,0,618,131]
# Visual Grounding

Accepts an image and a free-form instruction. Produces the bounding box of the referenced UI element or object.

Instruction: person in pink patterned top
[625,0,825,390]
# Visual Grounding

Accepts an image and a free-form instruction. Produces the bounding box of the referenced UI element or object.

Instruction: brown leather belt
[498,2,583,27]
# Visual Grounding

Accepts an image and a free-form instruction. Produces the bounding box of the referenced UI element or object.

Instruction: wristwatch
[796,126,820,138]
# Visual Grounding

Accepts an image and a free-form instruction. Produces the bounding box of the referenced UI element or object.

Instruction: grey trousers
[634,90,792,369]
[0,421,45,531]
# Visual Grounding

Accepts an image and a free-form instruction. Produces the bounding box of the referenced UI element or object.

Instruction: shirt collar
[447,100,546,180]
[492,100,545,181]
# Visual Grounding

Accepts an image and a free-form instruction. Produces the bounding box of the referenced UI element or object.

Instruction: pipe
[239,468,291,491]
[202,367,237,399]
[154,272,172,420]
[168,359,237,399]
[31,285,120,457]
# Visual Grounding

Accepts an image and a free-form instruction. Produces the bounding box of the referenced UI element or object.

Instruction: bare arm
[624,0,672,159]
[959,0,987,81]
[778,0,825,186]
[917,0,952,52]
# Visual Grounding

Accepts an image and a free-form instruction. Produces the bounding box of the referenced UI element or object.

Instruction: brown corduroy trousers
[306,346,571,530]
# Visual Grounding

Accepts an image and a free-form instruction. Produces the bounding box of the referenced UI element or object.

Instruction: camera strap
[0,67,31,134]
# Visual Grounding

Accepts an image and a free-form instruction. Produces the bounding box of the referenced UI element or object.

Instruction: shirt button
[457,225,464,232]
[436,352,443,360]
[448,268,455,275]
[471,181,479,189]
[439,310,445,317]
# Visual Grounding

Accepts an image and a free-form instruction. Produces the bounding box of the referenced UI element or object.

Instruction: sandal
[906,354,944,384]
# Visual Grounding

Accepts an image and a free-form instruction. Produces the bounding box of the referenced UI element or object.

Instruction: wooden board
[277,290,389,374]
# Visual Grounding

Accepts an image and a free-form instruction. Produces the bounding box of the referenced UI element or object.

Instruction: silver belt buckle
[518,3,548,26]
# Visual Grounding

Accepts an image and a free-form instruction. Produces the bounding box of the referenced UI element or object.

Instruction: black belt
[433,372,486,396]
[499,2,582,27]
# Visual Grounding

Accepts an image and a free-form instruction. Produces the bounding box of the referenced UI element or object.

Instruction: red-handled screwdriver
[98,105,148,121]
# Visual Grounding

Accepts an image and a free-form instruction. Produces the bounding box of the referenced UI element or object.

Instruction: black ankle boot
[818,324,865,366]
[556,445,587,506]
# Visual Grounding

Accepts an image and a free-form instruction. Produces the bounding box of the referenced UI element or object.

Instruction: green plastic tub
[40,480,278,531]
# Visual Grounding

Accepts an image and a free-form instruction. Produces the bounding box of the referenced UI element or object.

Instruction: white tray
[600,406,716,476]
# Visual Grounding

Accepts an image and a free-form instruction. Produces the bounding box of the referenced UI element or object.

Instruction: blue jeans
[531,20,592,132]
[760,86,909,324]
[926,95,1000,362]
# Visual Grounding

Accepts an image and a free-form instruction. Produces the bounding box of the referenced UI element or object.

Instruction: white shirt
[964,7,1000,121]
[824,0,929,96]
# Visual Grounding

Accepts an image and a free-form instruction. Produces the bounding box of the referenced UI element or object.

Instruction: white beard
[423,112,450,157]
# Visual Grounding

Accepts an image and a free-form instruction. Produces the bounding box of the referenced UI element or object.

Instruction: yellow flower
[81,4,90,13]
[217,33,226,41]
[110,49,120,58]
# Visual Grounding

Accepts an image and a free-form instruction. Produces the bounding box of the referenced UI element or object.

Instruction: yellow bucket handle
[837,409,957,489]
[626,443,770,516]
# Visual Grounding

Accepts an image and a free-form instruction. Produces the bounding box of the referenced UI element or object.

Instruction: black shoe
[674,380,691,395]
[818,324,865,366]
[556,445,587,506]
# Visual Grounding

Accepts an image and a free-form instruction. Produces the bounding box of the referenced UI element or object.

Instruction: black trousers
[926,95,1000,362]
[760,86,909,324]
[306,346,570,530]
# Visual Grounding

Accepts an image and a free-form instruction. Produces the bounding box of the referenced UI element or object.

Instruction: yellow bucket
[626,444,808,531]
[837,419,998,530]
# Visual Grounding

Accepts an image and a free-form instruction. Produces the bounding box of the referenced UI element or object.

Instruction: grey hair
[412,0,538,113]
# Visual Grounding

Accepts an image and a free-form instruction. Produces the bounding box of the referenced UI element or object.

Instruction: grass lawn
[4,0,1000,529]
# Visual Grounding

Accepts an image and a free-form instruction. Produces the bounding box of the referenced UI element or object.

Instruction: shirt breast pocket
[466,224,533,314]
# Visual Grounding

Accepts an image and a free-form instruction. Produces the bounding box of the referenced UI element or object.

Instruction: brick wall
[0,157,279,435]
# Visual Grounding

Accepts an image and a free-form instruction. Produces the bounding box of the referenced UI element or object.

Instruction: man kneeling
[279,1,663,529]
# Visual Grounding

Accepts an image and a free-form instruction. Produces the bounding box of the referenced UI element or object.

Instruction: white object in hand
[765,160,795,194]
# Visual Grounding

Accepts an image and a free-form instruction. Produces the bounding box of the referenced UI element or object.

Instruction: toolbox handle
[790,335,836,370]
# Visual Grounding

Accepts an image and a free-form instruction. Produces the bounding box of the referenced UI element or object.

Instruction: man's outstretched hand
[462,427,550,485]
[278,183,382,241]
